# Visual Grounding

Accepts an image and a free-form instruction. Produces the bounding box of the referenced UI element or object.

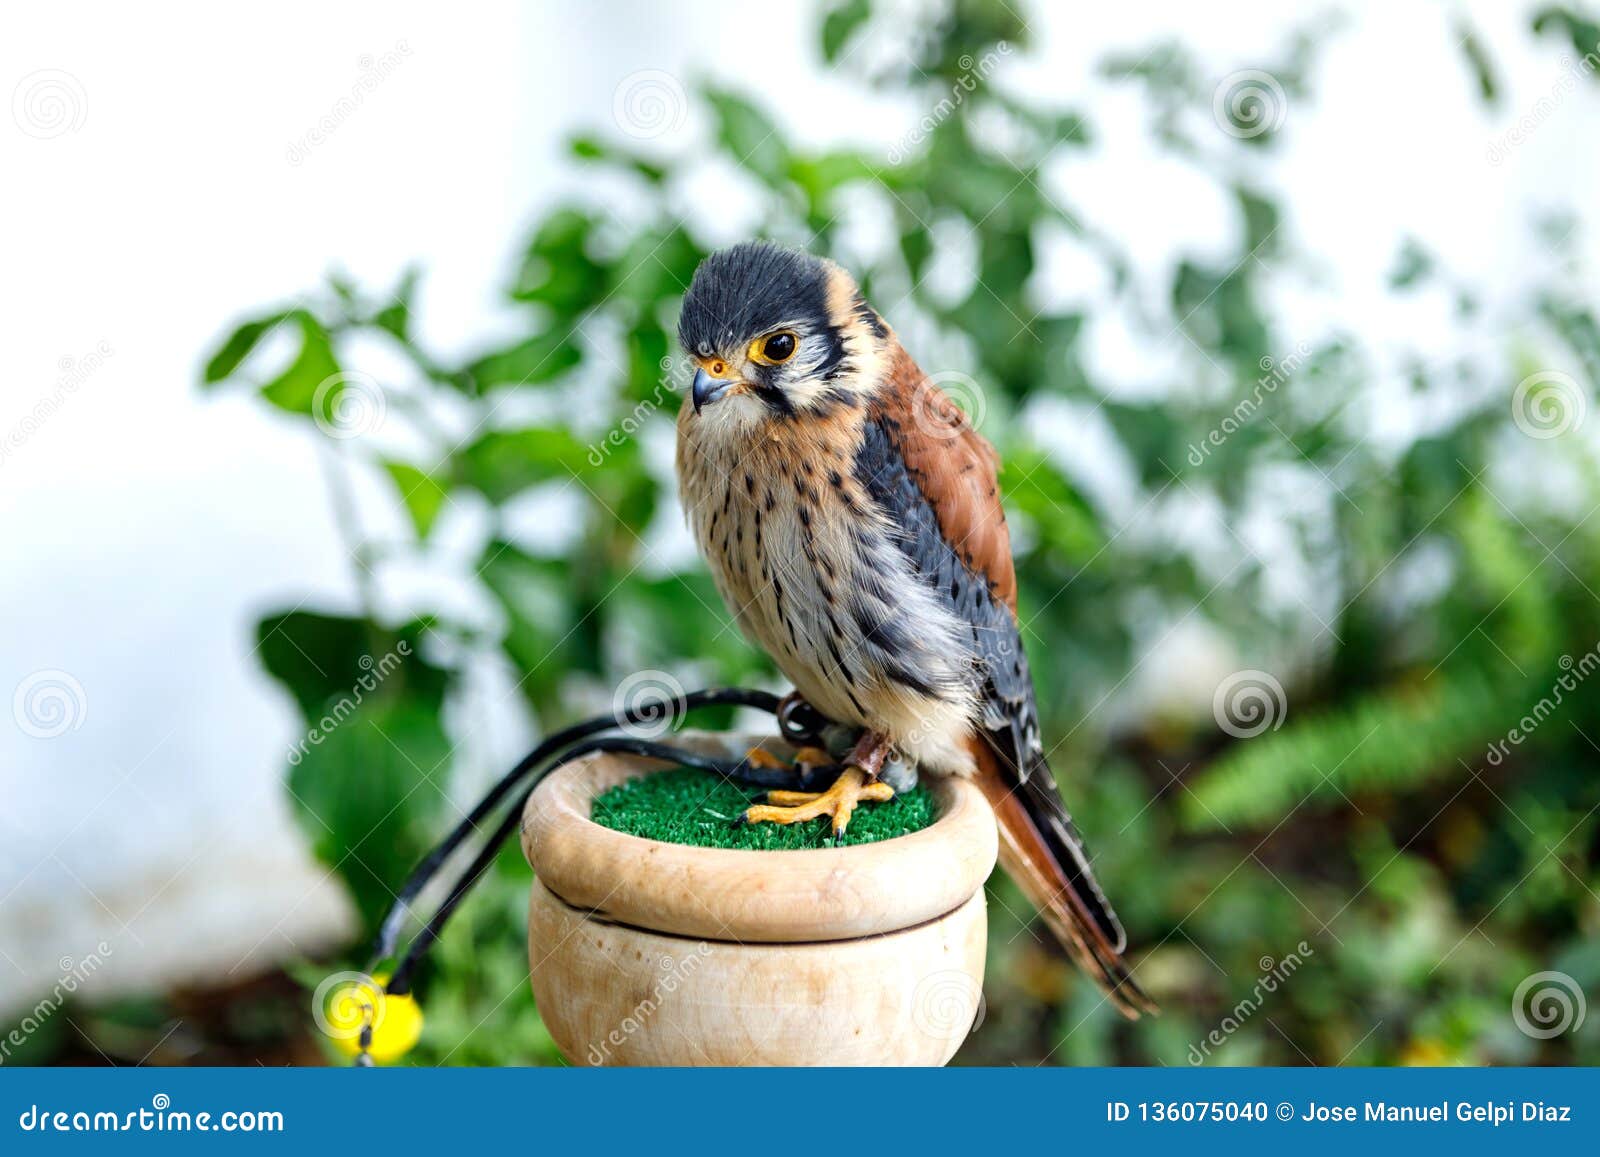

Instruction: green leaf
[286,693,453,929]
[1531,6,1600,73]
[821,0,871,63]
[383,461,451,538]
[611,226,704,308]
[899,221,933,282]
[255,607,456,928]
[790,152,880,215]
[259,313,341,416]
[1005,449,1105,564]
[510,208,608,312]
[704,88,789,185]
[1104,401,1189,485]
[624,321,672,404]
[201,310,295,384]
[459,331,582,393]
[568,135,667,183]
[1180,665,1518,832]
[458,427,591,503]
[1235,184,1280,256]
[478,541,574,699]
[255,609,447,722]
[372,266,421,341]
[1388,237,1436,291]
[1454,20,1500,106]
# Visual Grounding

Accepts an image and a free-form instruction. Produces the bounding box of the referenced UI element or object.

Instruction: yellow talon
[741,768,894,834]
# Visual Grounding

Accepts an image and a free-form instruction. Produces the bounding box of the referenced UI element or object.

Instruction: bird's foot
[738,767,894,836]
[738,730,896,836]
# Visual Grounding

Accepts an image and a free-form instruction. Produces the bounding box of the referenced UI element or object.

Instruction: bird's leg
[738,731,896,835]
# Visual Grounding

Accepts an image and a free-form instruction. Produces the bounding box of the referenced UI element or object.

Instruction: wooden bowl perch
[520,731,998,1066]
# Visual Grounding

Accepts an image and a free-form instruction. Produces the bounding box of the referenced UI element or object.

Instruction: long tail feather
[970,739,1157,1019]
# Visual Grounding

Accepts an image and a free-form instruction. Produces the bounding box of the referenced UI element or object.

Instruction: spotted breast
[675,389,980,776]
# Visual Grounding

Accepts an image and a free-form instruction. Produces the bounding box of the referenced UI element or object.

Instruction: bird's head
[677,241,889,423]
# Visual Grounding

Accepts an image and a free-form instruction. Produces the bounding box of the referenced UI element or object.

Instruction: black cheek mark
[752,381,795,416]
[814,328,848,381]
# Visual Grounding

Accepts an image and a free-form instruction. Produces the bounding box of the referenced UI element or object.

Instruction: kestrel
[675,242,1153,1015]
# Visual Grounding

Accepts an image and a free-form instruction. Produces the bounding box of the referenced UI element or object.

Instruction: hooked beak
[692,367,738,414]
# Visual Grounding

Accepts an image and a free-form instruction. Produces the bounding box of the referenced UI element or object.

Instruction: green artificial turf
[590,766,936,849]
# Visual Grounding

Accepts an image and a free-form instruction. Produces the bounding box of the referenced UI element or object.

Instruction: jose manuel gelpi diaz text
[1301,1102,1572,1124]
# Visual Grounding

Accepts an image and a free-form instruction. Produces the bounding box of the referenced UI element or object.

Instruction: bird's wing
[856,345,1155,1018]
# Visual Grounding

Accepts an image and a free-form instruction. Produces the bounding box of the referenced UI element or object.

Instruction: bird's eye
[749,330,798,366]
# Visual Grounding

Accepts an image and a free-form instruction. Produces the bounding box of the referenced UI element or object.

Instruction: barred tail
[970,737,1157,1019]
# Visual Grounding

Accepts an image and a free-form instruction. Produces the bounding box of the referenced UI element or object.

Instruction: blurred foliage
[187,0,1600,1067]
